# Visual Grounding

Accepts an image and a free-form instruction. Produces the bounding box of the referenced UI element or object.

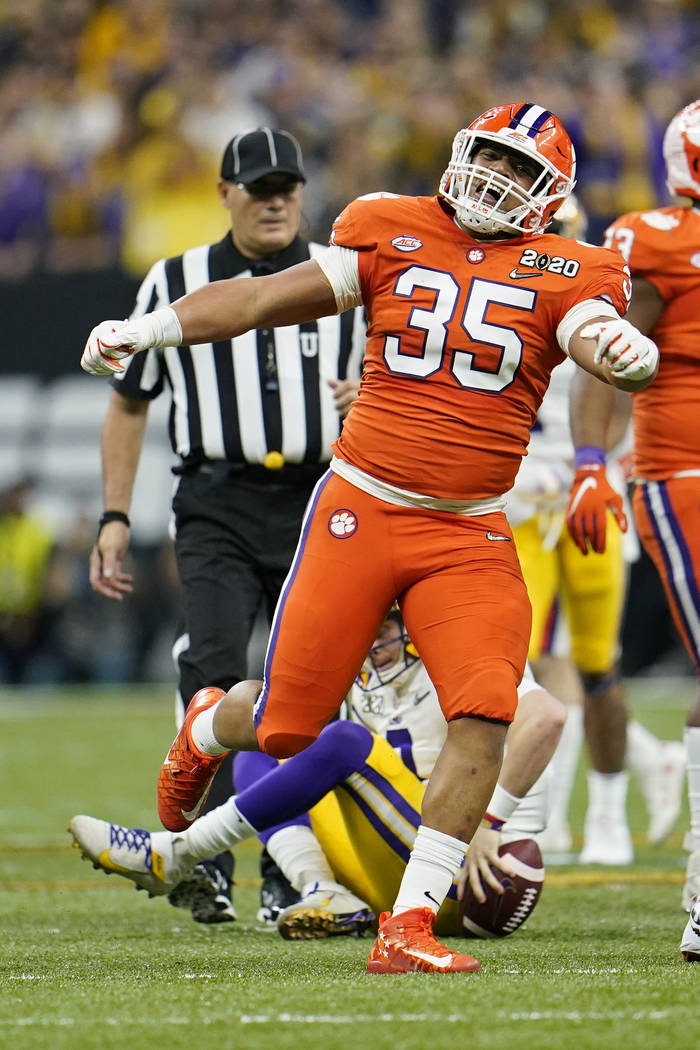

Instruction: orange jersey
[605,205,700,479]
[330,193,629,500]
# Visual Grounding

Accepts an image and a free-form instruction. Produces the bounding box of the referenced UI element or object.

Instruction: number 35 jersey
[330,193,629,501]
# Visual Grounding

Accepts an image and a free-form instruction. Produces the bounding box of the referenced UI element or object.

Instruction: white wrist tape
[486,782,522,823]
[125,306,183,352]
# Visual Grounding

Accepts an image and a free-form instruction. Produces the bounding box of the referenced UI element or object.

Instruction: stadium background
[0,0,698,684]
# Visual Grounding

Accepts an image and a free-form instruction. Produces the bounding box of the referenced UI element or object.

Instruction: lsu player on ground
[79,102,658,974]
[70,607,565,941]
[506,197,685,863]
[563,99,700,960]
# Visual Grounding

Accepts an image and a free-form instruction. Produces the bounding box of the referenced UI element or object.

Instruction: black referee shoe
[167,860,236,924]
[257,870,299,927]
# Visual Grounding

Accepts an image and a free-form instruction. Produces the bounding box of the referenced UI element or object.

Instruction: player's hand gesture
[81,308,184,375]
[566,460,627,555]
[81,320,135,375]
[581,319,658,382]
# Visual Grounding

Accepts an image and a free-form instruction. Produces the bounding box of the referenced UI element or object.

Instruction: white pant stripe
[646,481,700,664]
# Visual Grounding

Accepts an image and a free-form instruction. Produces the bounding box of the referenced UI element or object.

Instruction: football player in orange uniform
[80,103,658,974]
[564,99,700,962]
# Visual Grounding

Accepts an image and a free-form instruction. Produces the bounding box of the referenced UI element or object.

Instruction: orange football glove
[566,449,627,555]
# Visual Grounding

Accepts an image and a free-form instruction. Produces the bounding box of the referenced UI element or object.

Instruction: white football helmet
[439,102,576,237]
[663,99,700,201]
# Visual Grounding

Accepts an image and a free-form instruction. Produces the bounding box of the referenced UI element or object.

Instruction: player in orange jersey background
[564,99,700,962]
[80,103,658,974]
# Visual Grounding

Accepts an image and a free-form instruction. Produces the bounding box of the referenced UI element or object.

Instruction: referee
[89,127,365,925]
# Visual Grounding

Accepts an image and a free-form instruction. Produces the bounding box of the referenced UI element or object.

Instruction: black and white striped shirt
[111,233,365,466]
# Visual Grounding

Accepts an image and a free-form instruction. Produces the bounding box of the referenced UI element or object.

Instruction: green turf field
[0,680,696,1050]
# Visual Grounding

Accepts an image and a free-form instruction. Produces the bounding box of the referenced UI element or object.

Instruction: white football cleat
[643,741,686,845]
[579,814,633,866]
[680,896,700,962]
[69,815,191,897]
[277,883,375,940]
[682,847,700,912]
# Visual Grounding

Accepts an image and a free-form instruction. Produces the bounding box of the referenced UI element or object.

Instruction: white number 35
[383,267,536,392]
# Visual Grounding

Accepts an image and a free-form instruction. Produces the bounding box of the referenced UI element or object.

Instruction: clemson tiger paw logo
[328,509,358,538]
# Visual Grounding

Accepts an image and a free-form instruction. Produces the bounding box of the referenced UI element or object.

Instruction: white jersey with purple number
[346,653,539,781]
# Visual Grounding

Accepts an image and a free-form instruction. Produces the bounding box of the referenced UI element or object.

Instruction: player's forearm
[170,276,263,343]
[81,262,340,376]
[569,368,616,451]
[498,689,566,799]
[606,388,633,450]
[171,262,338,345]
[100,393,149,512]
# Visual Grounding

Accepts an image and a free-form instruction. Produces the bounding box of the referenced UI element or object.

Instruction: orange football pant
[254,471,531,757]
[633,477,700,675]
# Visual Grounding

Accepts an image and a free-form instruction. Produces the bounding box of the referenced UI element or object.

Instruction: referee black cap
[220,128,306,185]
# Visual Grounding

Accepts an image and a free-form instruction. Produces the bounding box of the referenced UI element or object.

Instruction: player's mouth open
[475,184,499,205]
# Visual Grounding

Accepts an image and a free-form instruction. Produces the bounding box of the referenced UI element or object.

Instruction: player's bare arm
[81,261,338,375]
[566,339,634,555]
[569,364,616,451]
[461,686,564,901]
[173,258,338,341]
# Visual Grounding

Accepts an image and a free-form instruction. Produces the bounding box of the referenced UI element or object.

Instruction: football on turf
[459,837,545,938]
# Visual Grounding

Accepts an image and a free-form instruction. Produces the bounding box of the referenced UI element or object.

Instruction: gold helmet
[548,193,588,241]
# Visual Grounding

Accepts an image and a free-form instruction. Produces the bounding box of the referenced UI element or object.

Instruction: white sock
[190,703,229,756]
[180,798,256,858]
[685,727,700,850]
[546,704,583,830]
[626,719,661,776]
[586,769,629,823]
[266,824,340,894]
[393,824,468,917]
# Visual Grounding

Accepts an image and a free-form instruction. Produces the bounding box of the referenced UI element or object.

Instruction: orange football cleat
[157,687,228,831]
[366,908,481,974]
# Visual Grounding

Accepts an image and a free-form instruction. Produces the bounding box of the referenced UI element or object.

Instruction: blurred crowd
[1,0,699,279]
[0,476,180,685]
[2,0,699,685]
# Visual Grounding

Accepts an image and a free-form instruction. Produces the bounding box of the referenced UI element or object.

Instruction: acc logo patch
[391,236,423,252]
[466,247,485,264]
[328,509,358,538]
